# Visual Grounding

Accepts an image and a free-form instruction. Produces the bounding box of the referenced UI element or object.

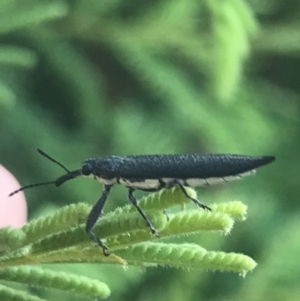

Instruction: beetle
[9,149,275,255]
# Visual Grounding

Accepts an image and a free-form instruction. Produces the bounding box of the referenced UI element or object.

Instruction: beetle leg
[128,188,158,236]
[86,185,112,256]
[167,179,211,211]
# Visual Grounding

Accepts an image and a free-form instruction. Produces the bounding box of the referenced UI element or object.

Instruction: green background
[0,0,299,300]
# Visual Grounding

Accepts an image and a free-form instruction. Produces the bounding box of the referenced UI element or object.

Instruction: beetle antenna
[9,149,74,197]
[37,148,70,173]
[9,181,56,197]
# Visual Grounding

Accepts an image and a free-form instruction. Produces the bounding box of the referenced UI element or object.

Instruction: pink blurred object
[0,165,27,228]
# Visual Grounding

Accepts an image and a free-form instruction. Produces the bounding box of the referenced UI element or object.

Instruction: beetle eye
[81,162,93,176]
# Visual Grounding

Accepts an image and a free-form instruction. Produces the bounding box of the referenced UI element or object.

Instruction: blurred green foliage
[0,0,299,300]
